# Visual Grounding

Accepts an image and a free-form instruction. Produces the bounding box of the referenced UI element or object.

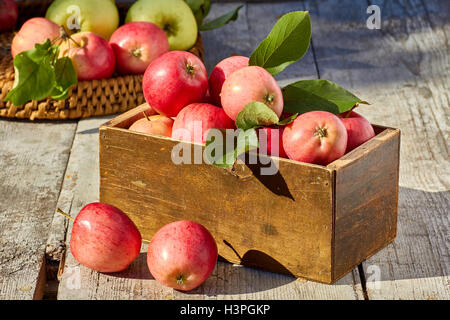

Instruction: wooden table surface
[0,0,448,300]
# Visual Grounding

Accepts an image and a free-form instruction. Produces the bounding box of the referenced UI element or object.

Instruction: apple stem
[56,208,74,221]
[142,112,150,121]
[314,127,328,139]
[59,26,82,48]
[344,104,359,118]
[176,274,185,285]
[185,64,195,75]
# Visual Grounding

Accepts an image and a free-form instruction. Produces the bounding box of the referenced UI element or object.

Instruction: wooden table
[0,0,448,300]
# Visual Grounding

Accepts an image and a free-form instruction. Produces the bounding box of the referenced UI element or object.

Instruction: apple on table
[70,203,142,273]
[147,220,218,291]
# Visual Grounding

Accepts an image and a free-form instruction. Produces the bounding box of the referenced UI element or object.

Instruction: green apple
[185,0,211,25]
[45,0,119,40]
[126,0,198,51]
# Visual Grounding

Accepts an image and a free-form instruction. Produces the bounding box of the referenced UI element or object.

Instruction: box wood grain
[99,104,400,284]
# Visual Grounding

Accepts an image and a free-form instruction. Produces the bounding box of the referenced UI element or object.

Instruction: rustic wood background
[0,0,448,300]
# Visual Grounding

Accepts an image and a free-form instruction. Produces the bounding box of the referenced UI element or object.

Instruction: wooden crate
[99,104,400,284]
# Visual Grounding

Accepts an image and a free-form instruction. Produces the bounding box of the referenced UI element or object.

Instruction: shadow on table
[361,186,449,282]
[107,252,154,280]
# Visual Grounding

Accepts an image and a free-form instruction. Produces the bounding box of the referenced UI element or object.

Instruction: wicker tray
[0,0,204,120]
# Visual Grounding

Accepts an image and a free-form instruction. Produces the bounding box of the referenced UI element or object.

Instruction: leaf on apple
[249,11,311,76]
[4,39,78,106]
[205,127,259,168]
[235,101,279,131]
[277,113,298,126]
[282,79,370,115]
[51,56,77,100]
[199,5,243,31]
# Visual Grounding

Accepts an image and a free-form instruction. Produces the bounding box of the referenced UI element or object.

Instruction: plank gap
[357,263,369,300]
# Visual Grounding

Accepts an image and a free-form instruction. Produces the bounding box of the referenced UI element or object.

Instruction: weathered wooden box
[99,104,400,284]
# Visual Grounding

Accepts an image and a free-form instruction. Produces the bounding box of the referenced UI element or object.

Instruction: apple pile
[4,0,242,106]
[128,54,375,166]
[125,10,376,166]
[68,202,218,291]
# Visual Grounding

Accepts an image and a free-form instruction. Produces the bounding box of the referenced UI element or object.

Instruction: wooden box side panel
[99,126,335,283]
[330,127,400,280]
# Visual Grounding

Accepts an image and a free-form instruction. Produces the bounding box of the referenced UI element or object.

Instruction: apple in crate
[147,220,218,291]
[172,103,235,144]
[59,32,115,81]
[221,66,283,121]
[109,22,169,75]
[208,55,249,107]
[126,0,198,51]
[258,127,287,158]
[45,0,119,40]
[129,114,174,137]
[11,18,61,58]
[339,111,375,152]
[70,203,142,273]
[143,51,208,117]
[0,0,18,32]
[283,111,348,165]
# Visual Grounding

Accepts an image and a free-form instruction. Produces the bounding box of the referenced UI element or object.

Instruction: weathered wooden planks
[306,0,449,299]
[0,120,77,299]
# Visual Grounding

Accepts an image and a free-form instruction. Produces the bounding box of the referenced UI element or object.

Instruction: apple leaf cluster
[207,11,370,168]
[238,11,369,132]
[282,79,370,115]
[4,39,77,106]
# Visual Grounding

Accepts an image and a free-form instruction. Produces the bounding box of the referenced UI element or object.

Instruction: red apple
[142,51,208,117]
[208,55,249,106]
[11,17,60,58]
[221,66,283,121]
[283,111,348,165]
[70,202,142,273]
[171,103,235,144]
[258,127,287,158]
[147,220,218,291]
[0,0,18,32]
[59,32,115,81]
[339,111,375,152]
[129,114,174,137]
[109,22,169,75]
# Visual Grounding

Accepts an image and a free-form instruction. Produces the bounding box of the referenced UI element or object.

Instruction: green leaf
[282,79,369,115]
[185,0,211,25]
[51,56,77,100]
[199,5,243,31]
[236,101,280,131]
[4,39,78,106]
[277,113,298,126]
[5,42,56,106]
[205,128,258,168]
[249,11,311,76]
